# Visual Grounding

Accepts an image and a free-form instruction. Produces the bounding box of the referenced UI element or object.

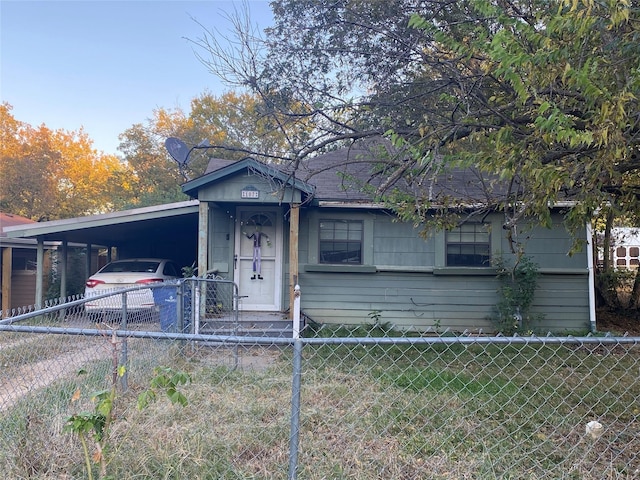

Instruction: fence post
[177,281,185,334]
[120,292,129,391]
[194,281,201,334]
[288,338,303,480]
[232,281,240,370]
[293,285,301,339]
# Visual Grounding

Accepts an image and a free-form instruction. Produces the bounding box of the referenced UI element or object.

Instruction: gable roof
[295,145,388,202]
[182,157,315,199]
[300,141,511,206]
[192,140,497,207]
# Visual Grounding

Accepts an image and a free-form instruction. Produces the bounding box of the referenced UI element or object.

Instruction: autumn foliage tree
[117,90,307,207]
[188,91,308,162]
[2,91,300,218]
[0,102,133,220]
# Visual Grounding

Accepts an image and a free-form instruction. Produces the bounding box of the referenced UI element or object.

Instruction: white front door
[235,207,282,311]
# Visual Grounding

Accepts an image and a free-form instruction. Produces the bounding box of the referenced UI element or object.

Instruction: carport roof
[2,200,199,246]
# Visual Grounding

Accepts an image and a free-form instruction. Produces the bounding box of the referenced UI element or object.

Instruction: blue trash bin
[153,286,178,332]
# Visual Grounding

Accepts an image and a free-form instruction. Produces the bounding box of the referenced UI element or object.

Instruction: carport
[3,201,200,307]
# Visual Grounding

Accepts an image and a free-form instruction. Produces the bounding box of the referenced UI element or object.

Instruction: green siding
[209,206,233,274]
[201,201,590,333]
[373,215,435,266]
[296,209,590,333]
[297,215,310,264]
[298,270,590,333]
[498,221,587,269]
[199,172,301,203]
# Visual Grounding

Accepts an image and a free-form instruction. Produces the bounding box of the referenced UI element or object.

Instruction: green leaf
[538,101,552,114]
[137,390,156,410]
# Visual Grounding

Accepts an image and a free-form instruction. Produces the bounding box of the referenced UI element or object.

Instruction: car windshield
[100,261,160,274]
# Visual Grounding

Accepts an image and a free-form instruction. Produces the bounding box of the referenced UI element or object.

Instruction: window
[446,223,491,267]
[631,247,639,268]
[101,261,160,273]
[319,220,363,264]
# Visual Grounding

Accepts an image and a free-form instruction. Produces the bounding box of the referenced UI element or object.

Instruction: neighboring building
[611,227,640,270]
[0,212,54,315]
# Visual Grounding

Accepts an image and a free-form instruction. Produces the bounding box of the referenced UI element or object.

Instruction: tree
[192,0,640,312]
[189,91,310,163]
[118,120,188,207]
[193,0,639,236]
[0,103,132,220]
[405,0,639,233]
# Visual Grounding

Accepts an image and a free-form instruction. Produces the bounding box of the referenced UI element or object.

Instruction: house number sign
[241,186,259,199]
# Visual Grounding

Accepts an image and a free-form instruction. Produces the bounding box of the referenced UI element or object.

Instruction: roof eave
[317,201,388,209]
[3,200,199,239]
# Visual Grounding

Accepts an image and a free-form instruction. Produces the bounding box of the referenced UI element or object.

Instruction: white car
[84,258,182,320]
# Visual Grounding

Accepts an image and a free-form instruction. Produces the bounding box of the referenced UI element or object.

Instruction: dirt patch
[0,341,112,411]
[597,307,640,336]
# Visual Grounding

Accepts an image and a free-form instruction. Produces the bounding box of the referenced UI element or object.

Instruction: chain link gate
[180,277,241,336]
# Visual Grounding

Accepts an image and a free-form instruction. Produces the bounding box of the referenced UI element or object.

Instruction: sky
[1,0,273,156]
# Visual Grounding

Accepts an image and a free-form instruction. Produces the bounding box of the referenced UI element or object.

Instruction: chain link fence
[1,280,639,479]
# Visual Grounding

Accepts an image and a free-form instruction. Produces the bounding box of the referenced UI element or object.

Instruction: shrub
[491,256,543,335]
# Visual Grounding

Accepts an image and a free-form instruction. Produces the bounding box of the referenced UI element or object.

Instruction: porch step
[196,318,295,338]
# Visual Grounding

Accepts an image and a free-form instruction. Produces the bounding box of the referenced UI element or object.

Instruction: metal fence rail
[1,283,639,479]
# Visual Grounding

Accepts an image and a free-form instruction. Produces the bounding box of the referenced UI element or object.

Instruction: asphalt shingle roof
[202,140,501,205]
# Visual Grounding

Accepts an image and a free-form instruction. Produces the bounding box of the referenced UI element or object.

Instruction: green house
[182,143,594,334]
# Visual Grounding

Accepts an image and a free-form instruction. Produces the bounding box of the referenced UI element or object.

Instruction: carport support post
[197,201,209,278]
[2,246,12,314]
[35,238,44,309]
[60,240,68,301]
